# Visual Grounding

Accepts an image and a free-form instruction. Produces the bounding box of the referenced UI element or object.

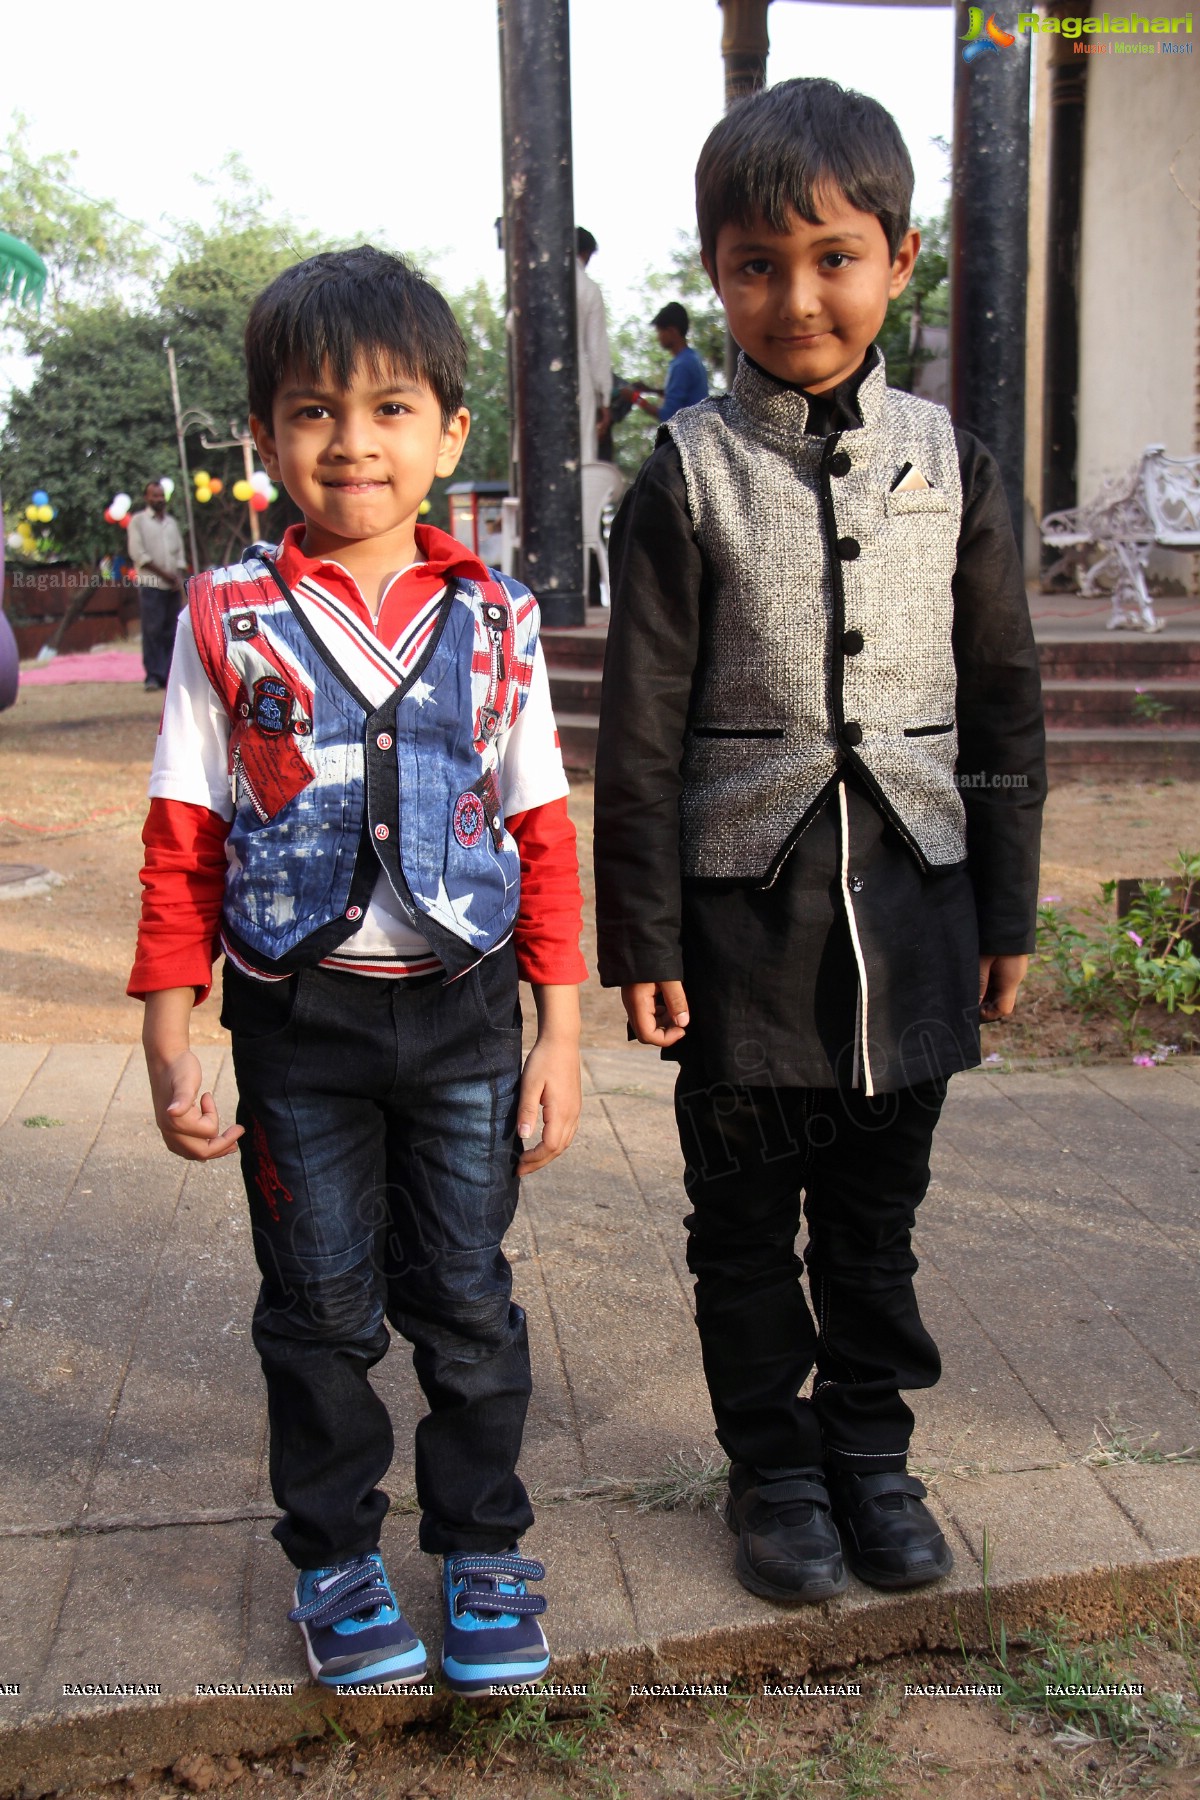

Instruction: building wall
[1077,52,1200,501]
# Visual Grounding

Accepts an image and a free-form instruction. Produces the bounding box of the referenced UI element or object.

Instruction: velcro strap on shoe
[753,1477,832,1509]
[289,1563,393,1627]
[844,1472,928,1504]
[454,1588,547,1618]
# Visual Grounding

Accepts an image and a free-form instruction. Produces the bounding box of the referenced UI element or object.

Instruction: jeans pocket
[470,943,523,1037]
[220,963,305,1041]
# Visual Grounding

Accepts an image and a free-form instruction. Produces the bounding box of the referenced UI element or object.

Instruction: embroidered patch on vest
[453,792,487,849]
[252,676,292,736]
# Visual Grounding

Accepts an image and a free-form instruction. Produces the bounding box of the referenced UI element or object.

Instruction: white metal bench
[1040,445,1200,633]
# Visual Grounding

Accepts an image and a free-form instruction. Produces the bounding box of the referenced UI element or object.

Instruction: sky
[1,0,955,358]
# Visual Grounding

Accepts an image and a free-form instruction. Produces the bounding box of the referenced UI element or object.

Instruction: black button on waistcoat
[836,536,860,561]
[842,629,864,656]
[827,451,852,478]
[840,721,863,748]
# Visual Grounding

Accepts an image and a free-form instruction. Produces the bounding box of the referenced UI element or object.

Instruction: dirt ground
[1,679,1198,1054]
[48,1635,1200,1800]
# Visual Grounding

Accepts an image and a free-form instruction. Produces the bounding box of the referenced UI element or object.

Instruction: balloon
[250,470,272,495]
[267,485,278,502]
[208,477,223,496]
[250,491,270,513]
[193,470,210,486]
[25,505,38,521]
[104,508,115,523]
[418,500,431,515]
[195,487,212,505]
[232,479,252,503]
[159,478,175,500]
[31,489,50,507]
[36,505,53,523]
[111,492,131,519]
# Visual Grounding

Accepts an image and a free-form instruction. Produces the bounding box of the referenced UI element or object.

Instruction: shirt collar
[729,345,887,444]
[274,520,491,590]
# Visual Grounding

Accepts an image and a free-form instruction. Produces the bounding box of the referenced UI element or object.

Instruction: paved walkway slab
[0,1048,1197,1796]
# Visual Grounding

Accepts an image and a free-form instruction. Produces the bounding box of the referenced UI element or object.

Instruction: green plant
[1082,1419,1199,1468]
[22,1114,64,1128]
[448,1673,613,1776]
[1036,852,1200,1051]
[1132,690,1172,724]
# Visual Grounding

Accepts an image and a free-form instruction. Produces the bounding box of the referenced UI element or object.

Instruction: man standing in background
[626,302,708,423]
[127,480,187,691]
[576,229,613,463]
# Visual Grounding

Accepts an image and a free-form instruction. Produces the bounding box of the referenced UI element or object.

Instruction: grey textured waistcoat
[667,352,968,879]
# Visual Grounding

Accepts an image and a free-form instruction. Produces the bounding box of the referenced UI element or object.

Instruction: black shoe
[143,677,164,691]
[829,1470,954,1590]
[723,1464,848,1605]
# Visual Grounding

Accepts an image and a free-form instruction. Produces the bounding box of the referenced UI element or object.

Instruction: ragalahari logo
[960,7,1017,56]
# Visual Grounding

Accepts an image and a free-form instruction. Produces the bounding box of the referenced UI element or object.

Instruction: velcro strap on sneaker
[844,1472,928,1504]
[289,1563,393,1627]
[753,1476,832,1509]
[454,1587,547,1618]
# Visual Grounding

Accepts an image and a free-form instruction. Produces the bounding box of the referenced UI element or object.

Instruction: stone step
[1037,637,1200,680]
[1044,728,1200,778]
[556,711,600,773]
[549,669,604,714]
[541,615,609,673]
[1042,680,1200,728]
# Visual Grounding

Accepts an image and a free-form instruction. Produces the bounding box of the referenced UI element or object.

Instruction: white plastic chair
[581,461,627,607]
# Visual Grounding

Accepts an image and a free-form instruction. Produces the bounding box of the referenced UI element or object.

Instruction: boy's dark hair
[576,226,598,261]
[652,302,689,336]
[696,78,914,264]
[245,245,467,427]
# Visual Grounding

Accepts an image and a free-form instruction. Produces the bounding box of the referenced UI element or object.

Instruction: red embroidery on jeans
[251,1118,293,1223]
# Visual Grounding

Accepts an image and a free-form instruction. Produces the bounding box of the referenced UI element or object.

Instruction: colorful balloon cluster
[104,491,133,528]
[193,469,224,506]
[232,469,279,515]
[10,488,57,554]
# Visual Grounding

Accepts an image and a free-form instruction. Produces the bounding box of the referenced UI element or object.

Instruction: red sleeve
[508,795,588,986]
[127,798,230,1004]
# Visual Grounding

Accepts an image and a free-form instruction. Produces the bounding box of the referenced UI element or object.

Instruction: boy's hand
[621,981,689,1047]
[143,987,244,1161]
[150,1049,245,1160]
[979,954,1029,1023]
[518,984,582,1176]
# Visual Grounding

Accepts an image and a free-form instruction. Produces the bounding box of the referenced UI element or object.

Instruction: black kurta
[593,354,1046,1093]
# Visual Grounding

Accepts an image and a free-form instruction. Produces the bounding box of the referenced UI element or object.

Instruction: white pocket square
[893,467,931,492]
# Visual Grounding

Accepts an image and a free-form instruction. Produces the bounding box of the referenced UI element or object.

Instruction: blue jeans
[222,948,533,1567]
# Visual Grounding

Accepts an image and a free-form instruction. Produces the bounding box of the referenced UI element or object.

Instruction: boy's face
[704,187,919,394]
[251,358,469,557]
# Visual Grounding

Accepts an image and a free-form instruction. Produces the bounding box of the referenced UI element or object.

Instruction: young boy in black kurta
[594,79,1045,1603]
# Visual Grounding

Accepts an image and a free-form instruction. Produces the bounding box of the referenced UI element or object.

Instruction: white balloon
[250,470,272,494]
[159,477,175,500]
[111,492,131,519]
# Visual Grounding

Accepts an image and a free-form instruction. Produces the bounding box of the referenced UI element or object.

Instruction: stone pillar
[1040,24,1088,542]
[498,0,584,625]
[950,28,1032,542]
[719,0,771,109]
[718,0,772,384]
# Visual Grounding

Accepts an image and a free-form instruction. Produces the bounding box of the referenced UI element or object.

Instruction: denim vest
[188,549,538,979]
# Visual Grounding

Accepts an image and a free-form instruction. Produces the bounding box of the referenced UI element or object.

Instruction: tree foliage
[0,117,156,330]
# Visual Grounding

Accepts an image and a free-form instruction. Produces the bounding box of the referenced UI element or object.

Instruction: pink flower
[1132,1054,1156,1067]
[1127,930,1144,946]
[1040,895,1062,904]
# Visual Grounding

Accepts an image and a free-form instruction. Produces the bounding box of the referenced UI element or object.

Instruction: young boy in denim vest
[595,81,1045,1603]
[130,247,586,1690]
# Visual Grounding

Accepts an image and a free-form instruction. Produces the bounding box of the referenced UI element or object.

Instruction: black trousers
[138,585,182,685]
[675,1066,947,1475]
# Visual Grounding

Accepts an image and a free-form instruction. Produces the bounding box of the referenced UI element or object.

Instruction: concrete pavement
[1,1045,1198,1795]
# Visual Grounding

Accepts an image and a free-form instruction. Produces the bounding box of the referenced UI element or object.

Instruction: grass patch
[626,1447,730,1514]
[446,1671,613,1777]
[1081,1418,1200,1468]
[22,1114,63,1127]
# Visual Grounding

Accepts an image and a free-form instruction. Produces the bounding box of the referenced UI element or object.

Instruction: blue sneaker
[440,1549,549,1694]
[289,1552,427,1688]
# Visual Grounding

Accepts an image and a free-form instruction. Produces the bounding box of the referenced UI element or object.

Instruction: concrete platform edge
[3,1545,1197,1799]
